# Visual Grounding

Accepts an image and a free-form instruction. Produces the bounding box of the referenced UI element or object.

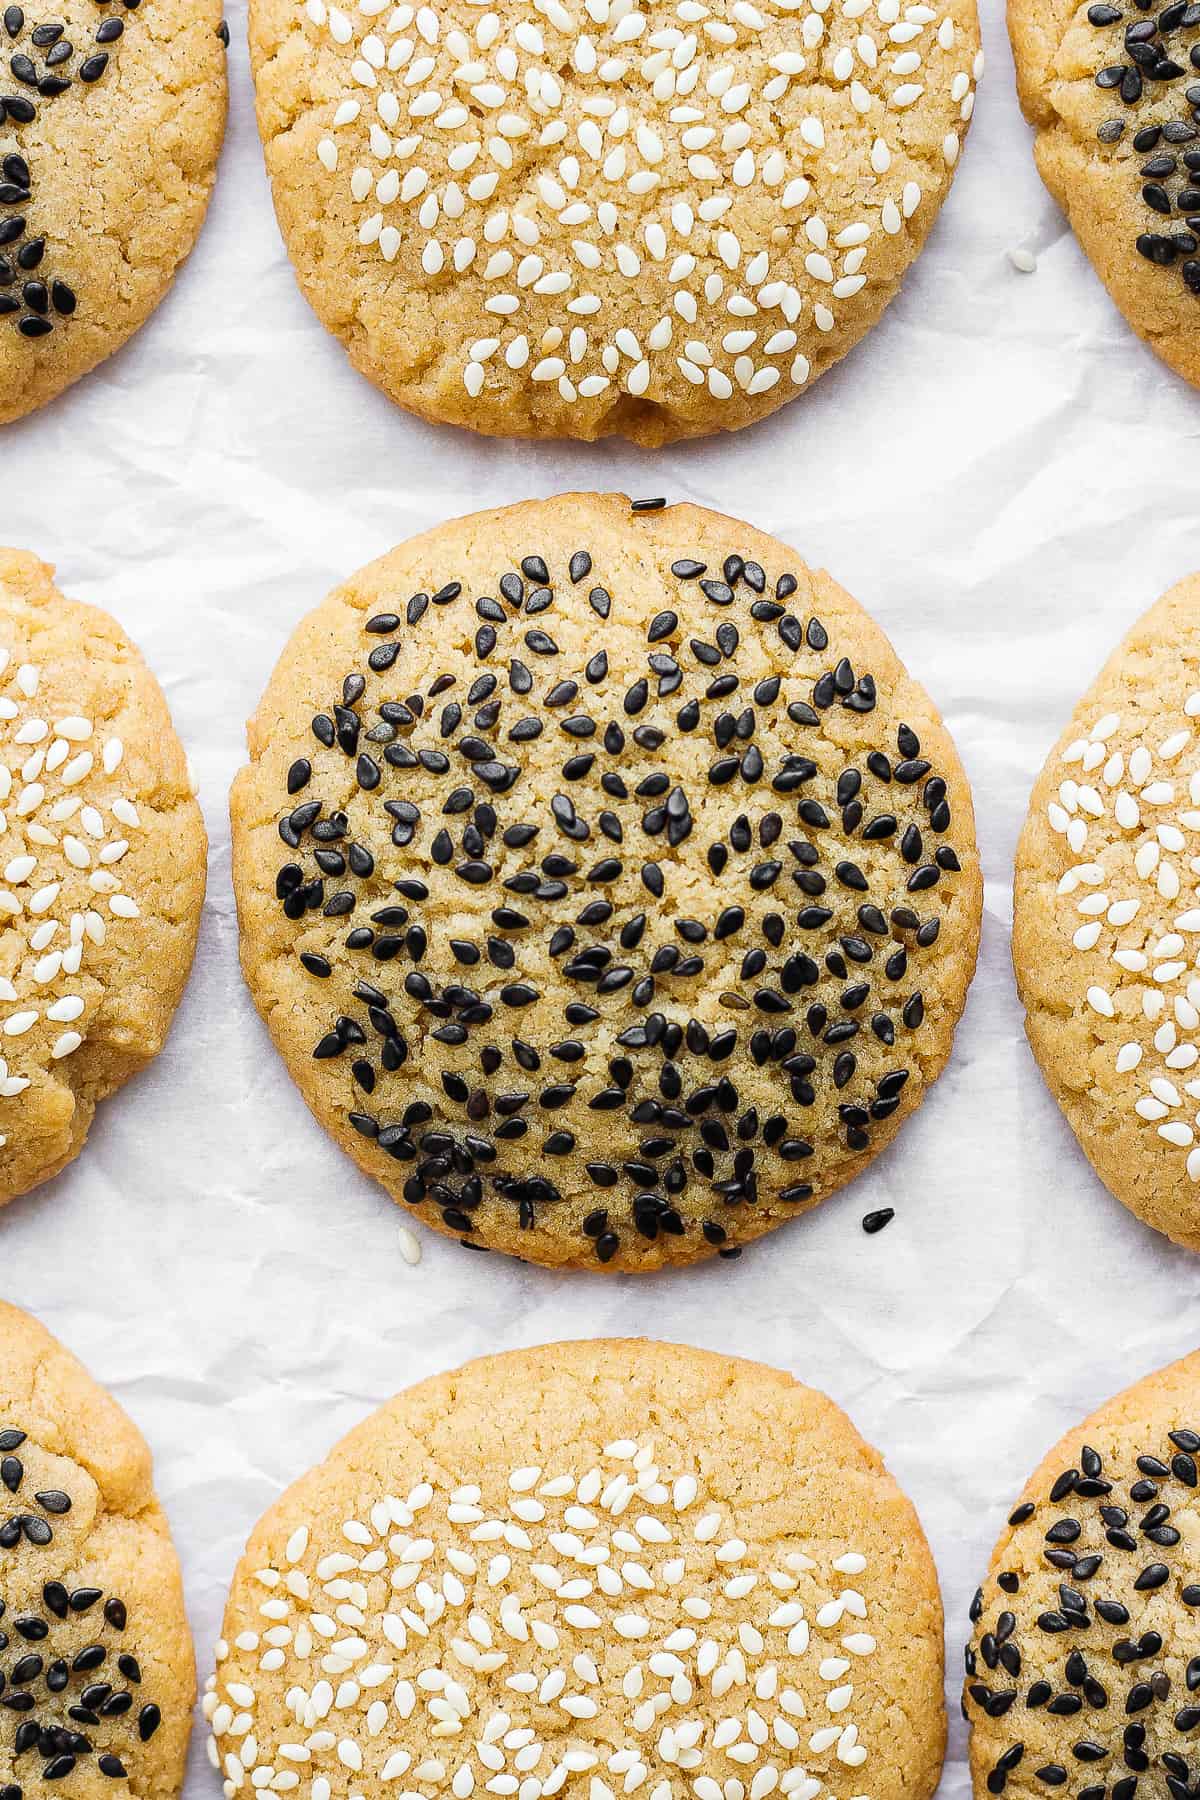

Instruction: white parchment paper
[4,2,1200,1791]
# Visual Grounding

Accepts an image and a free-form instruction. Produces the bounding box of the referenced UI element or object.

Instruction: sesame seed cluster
[0,636,141,1152]
[964,1362,1200,1800]
[232,496,981,1269]
[252,0,981,440]
[0,0,226,425]
[1085,0,1200,296]
[0,1424,165,1800]
[1035,663,1200,1195]
[208,1344,945,1800]
[0,0,139,343]
[0,1302,196,1800]
[0,550,207,1209]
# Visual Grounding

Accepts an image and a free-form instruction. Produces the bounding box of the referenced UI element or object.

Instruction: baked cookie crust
[965,1348,1200,1796]
[1009,0,1200,390]
[0,0,227,425]
[1015,574,1200,1251]
[231,492,981,1270]
[249,0,981,443]
[0,550,207,1206]
[0,1297,194,1800]
[209,1339,946,1800]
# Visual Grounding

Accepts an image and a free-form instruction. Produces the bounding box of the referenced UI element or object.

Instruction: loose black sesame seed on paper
[964,1349,1200,1800]
[232,494,982,1271]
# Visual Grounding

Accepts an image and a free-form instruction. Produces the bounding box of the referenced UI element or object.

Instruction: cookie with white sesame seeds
[1014,574,1200,1251]
[248,0,982,444]
[208,1338,946,1800]
[0,1297,194,1800]
[1008,0,1200,393]
[230,491,981,1269]
[0,0,228,427]
[964,1346,1200,1800]
[0,549,206,1206]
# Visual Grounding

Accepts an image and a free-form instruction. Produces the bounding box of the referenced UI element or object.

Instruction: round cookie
[964,1348,1200,1800]
[0,1298,193,1800]
[231,492,981,1270]
[0,0,227,426]
[1009,0,1200,392]
[207,1338,946,1800]
[0,549,206,1206]
[1014,574,1200,1251]
[248,0,982,445]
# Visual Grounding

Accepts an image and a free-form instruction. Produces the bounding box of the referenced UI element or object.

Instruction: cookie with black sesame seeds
[230,492,981,1270]
[0,549,206,1206]
[208,1337,946,1800]
[0,1298,193,1800]
[248,0,981,446]
[1014,575,1200,1251]
[962,1348,1200,1800]
[0,0,227,425]
[1009,0,1200,391]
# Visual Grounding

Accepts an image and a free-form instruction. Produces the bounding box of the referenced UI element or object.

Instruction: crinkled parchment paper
[3,3,1200,1793]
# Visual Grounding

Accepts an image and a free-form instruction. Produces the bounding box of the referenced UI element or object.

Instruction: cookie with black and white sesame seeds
[248,0,981,445]
[0,1298,193,1800]
[964,1347,1200,1800]
[208,1338,946,1800]
[0,549,206,1204]
[1014,574,1200,1250]
[230,492,981,1269]
[1009,0,1200,391]
[0,0,226,425]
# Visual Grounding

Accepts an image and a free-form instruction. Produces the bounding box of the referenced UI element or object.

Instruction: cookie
[207,1337,946,1800]
[0,0,227,425]
[964,1347,1200,1799]
[248,0,982,445]
[0,1297,193,1800]
[0,550,206,1206]
[231,492,981,1270]
[1009,0,1200,391]
[1014,574,1200,1251]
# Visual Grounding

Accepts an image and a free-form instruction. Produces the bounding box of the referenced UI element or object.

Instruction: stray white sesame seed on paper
[253,0,983,441]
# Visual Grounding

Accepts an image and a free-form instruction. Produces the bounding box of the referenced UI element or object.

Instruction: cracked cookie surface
[0,0,227,425]
[208,1339,945,1800]
[249,0,980,443]
[1014,575,1200,1251]
[230,492,980,1270]
[0,549,206,1206]
[1009,0,1200,389]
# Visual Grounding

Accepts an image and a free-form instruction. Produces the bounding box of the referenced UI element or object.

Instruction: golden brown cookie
[1009,0,1200,390]
[248,0,982,444]
[230,492,981,1270]
[0,1297,193,1800]
[1014,574,1200,1251]
[0,549,206,1206]
[207,1338,946,1800]
[0,0,227,426]
[964,1347,1200,1799]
